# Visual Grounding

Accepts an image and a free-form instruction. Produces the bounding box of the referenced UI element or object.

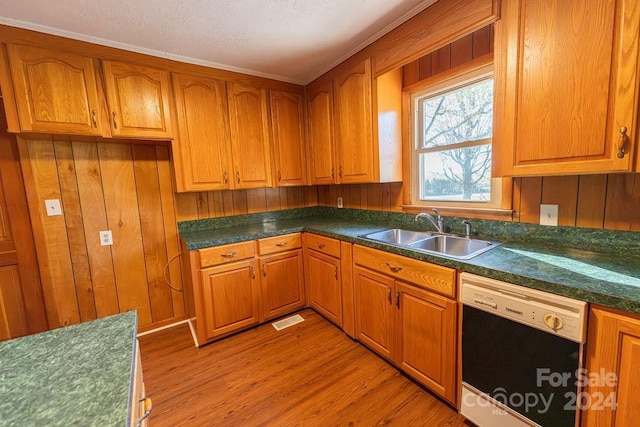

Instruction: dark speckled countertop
[179,207,640,314]
[0,311,138,426]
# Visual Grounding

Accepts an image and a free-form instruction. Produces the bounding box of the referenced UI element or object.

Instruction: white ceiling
[0,0,438,84]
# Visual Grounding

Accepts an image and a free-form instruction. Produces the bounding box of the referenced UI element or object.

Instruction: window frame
[409,62,502,209]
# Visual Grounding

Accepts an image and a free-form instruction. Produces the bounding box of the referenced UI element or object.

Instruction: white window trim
[410,63,501,209]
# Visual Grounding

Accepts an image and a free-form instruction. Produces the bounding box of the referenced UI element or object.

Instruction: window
[411,64,500,208]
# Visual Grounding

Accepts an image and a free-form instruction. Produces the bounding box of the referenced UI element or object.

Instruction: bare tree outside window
[416,78,493,202]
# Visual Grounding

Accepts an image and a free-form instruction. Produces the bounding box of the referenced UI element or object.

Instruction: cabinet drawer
[305,233,341,258]
[353,245,455,298]
[258,233,302,255]
[199,241,255,268]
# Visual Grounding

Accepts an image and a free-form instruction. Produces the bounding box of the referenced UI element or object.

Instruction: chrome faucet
[415,208,444,233]
[462,219,472,238]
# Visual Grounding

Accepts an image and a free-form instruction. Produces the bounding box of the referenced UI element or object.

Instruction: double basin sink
[361,228,499,260]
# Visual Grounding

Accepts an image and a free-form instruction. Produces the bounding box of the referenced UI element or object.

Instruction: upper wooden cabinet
[102,60,173,139]
[333,58,375,183]
[269,90,307,186]
[172,73,232,192]
[6,44,103,135]
[306,79,337,184]
[227,82,273,189]
[493,0,640,176]
[307,57,402,185]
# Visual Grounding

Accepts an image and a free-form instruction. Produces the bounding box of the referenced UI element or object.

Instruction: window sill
[401,205,514,221]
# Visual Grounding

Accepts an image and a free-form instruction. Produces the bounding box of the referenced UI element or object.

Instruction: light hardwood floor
[138,309,472,426]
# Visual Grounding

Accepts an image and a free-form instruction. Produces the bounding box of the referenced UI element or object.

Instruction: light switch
[45,199,62,216]
[540,204,559,226]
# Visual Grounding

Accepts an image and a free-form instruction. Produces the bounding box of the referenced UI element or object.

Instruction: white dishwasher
[460,273,588,427]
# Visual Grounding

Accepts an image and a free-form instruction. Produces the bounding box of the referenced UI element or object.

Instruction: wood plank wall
[18,138,318,330]
[316,183,404,212]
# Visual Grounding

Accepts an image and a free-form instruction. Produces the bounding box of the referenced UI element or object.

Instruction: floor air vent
[272,314,304,331]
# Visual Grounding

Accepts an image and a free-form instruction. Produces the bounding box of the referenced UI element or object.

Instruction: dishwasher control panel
[460,273,587,343]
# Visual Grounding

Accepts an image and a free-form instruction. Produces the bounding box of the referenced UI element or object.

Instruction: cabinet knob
[112,111,118,129]
[618,126,628,159]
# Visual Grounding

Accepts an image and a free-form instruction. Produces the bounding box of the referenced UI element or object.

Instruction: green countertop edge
[178,207,640,315]
[0,311,138,426]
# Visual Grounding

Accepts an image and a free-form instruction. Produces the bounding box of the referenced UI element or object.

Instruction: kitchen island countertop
[0,311,138,426]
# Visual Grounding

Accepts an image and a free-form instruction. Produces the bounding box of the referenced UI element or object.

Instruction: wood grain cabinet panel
[395,281,456,405]
[333,58,375,183]
[259,249,305,321]
[306,79,337,184]
[172,73,232,191]
[583,306,640,426]
[306,249,342,327]
[200,259,260,341]
[269,90,307,186]
[6,44,102,135]
[102,60,173,139]
[227,82,272,189]
[494,0,640,176]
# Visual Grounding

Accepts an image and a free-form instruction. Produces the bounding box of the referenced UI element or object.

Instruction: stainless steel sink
[408,235,499,259]
[361,229,499,260]
[362,229,434,245]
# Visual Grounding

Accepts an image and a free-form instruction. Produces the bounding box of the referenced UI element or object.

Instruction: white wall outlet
[337,197,343,208]
[99,230,113,246]
[540,204,559,226]
[44,199,62,216]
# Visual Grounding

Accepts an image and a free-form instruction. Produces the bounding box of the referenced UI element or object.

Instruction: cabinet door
[270,90,307,186]
[172,73,232,191]
[333,58,374,183]
[354,266,395,361]
[583,306,640,426]
[102,60,173,139]
[494,0,640,175]
[260,249,305,321]
[306,79,337,184]
[200,260,260,341]
[306,250,342,326]
[6,44,102,135]
[227,82,272,188]
[395,281,457,405]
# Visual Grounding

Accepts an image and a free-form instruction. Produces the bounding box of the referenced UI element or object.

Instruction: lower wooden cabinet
[353,245,457,405]
[200,259,261,341]
[130,340,151,427]
[583,305,640,426]
[305,236,343,327]
[259,249,305,321]
[183,233,305,345]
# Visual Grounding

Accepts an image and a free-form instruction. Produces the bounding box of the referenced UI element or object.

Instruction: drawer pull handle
[136,397,152,427]
[236,171,241,184]
[275,242,288,247]
[386,263,402,273]
[317,243,326,249]
[112,111,118,129]
[334,266,338,280]
[262,262,267,277]
[387,286,392,303]
[91,110,98,128]
[221,252,237,259]
[395,291,400,308]
[223,171,228,184]
[250,265,255,279]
